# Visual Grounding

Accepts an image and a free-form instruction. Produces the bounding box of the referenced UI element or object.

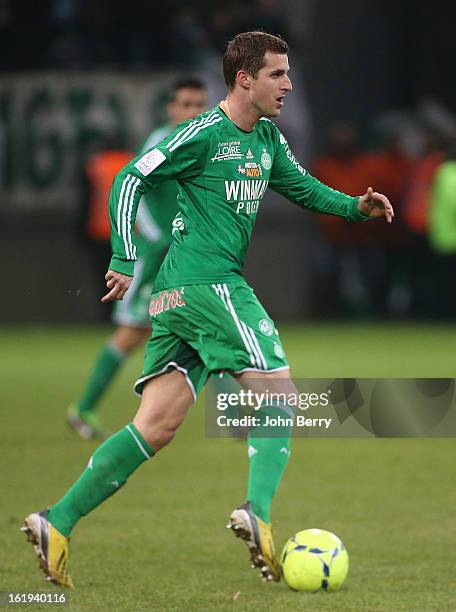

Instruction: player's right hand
[101,270,133,302]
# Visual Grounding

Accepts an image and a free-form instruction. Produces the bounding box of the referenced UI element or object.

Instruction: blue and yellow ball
[280,528,349,592]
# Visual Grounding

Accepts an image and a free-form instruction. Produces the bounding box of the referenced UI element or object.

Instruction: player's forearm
[108,168,146,276]
[290,175,367,221]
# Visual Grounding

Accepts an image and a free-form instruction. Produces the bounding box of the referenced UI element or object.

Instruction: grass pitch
[1,323,455,611]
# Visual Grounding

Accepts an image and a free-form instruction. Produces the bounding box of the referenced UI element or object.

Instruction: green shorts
[134,279,289,400]
[112,242,167,328]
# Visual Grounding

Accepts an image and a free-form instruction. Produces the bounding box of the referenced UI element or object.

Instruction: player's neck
[220,97,260,133]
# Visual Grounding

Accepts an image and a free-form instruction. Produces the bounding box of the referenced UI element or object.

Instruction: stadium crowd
[311,104,456,319]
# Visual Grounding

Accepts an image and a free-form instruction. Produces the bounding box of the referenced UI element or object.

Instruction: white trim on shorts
[233,366,290,374]
[134,361,197,402]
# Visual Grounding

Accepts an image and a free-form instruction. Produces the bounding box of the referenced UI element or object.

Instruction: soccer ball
[280,528,349,592]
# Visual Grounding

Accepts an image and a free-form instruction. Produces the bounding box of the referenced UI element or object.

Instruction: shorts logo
[261,149,272,170]
[258,318,274,336]
[274,341,285,359]
[149,288,186,316]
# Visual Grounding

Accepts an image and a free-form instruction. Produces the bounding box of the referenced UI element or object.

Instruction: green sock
[77,342,125,414]
[247,405,292,523]
[47,423,153,536]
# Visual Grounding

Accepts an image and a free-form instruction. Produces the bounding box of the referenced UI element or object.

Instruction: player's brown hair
[223,31,289,90]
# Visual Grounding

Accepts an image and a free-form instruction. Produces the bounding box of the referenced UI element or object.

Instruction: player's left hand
[101,270,133,302]
[358,187,394,223]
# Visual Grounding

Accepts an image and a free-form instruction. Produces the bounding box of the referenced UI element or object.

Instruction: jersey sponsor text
[224,179,269,214]
[211,141,243,162]
[224,179,268,202]
[280,138,306,176]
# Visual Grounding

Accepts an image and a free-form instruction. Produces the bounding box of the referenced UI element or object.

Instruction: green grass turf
[1,323,456,611]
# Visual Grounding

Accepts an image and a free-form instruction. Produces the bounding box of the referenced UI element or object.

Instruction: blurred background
[2,0,456,323]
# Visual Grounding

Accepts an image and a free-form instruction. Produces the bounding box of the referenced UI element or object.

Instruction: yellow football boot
[227,501,280,582]
[22,510,74,588]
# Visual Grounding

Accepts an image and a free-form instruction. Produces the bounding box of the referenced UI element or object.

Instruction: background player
[67,78,208,439]
[23,32,393,588]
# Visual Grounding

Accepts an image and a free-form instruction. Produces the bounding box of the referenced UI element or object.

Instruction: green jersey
[108,106,366,290]
[135,123,177,252]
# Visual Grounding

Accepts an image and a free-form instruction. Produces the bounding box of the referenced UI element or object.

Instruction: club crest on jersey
[211,141,243,162]
[261,149,272,170]
[149,288,186,316]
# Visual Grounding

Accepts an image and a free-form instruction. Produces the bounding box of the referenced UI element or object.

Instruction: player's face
[249,52,292,118]
[168,87,208,126]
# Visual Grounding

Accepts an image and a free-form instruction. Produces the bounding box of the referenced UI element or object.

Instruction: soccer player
[68,78,208,439]
[23,32,393,588]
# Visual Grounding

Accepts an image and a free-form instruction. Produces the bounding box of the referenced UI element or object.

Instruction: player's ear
[236,70,251,90]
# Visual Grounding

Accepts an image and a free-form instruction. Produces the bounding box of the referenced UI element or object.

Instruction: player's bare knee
[133,420,178,451]
[133,371,193,451]
[152,426,177,450]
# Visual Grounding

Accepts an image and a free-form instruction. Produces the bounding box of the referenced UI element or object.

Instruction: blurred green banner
[0,72,177,210]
